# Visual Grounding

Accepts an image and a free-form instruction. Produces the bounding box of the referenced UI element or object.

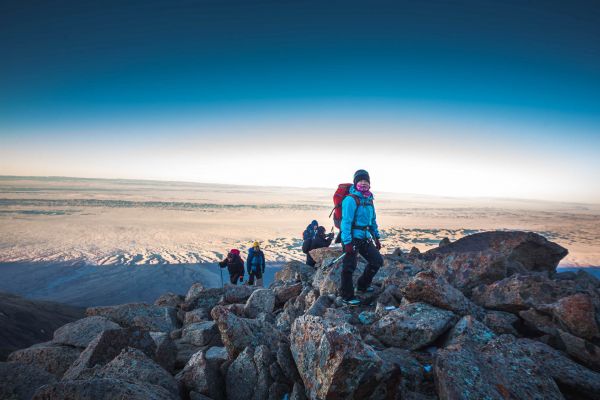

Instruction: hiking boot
[357,286,374,293]
[342,297,361,306]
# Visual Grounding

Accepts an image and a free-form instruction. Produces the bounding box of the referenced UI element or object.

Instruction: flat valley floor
[1,176,599,306]
[1,176,598,267]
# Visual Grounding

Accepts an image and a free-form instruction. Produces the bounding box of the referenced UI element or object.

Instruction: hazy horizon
[1,174,600,206]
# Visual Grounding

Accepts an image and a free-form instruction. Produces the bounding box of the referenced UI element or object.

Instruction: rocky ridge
[1,231,600,400]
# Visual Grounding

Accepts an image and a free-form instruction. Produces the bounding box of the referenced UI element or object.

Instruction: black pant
[340,239,383,299]
[229,272,243,285]
[248,269,263,285]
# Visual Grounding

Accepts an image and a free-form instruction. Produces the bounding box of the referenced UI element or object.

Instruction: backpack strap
[348,194,375,233]
[346,194,361,238]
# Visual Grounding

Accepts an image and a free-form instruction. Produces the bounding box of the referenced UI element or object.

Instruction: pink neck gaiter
[356,182,372,198]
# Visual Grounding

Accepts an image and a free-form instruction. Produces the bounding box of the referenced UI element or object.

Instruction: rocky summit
[1,230,599,400]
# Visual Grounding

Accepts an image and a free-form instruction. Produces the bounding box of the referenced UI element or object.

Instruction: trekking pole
[324,252,346,269]
[219,266,224,288]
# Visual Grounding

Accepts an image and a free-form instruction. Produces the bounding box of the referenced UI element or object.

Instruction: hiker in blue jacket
[247,241,266,286]
[303,220,318,240]
[340,169,383,306]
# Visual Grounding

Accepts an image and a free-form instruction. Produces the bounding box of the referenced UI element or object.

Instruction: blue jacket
[246,248,265,274]
[340,185,380,245]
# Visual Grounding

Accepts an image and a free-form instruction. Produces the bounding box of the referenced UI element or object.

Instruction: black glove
[374,238,382,251]
[344,243,355,255]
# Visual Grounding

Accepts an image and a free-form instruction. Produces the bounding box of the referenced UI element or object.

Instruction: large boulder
[435,337,559,400]
[274,261,315,284]
[519,308,559,336]
[7,343,81,378]
[370,257,419,286]
[273,282,303,306]
[552,329,600,372]
[482,310,520,335]
[308,247,343,265]
[443,315,496,348]
[180,287,223,312]
[181,321,220,347]
[225,345,273,400]
[438,237,451,248]
[275,289,315,334]
[0,362,57,400]
[150,332,177,373]
[211,306,283,358]
[540,293,600,340]
[155,292,185,308]
[244,289,276,318]
[86,303,179,332]
[52,316,121,348]
[176,347,229,400]
[515,306,600,370]
[375,348,430,399]
[95,347,178,395]
[32,378,177,400]
[63,327,156,380]
[311,256,366,296]
[418,231,567,294]
[184,308,210,324]
[275,340,301,384]
[223,285,256,304]
[471,273,579,313]
[434,334,600,400]
[290,315,389,400]
[370,302,458,350]
[522,336,600,397]
[185,283,207,303]
[401,270,484,318]
[174,341,204,371]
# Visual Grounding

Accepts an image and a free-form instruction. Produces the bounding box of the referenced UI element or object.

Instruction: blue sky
[1,1,599,201]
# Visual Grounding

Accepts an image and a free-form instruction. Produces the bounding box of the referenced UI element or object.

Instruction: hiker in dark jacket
[340,169,383,306]
[247,241,266,286]
[303,226,334,266]
[302,220,318,240]
[219,249,245,285]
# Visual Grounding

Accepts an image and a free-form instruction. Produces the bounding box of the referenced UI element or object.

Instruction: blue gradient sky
[1,1,599,202]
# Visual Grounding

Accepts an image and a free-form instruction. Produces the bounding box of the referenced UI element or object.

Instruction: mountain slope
[0,291,84,360]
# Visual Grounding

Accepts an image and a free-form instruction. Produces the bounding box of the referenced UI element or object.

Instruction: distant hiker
[339,169,383,306]
[302,226,334,267]
[302,220,319,240]
[247,241,266,286]
[219,249,245,285]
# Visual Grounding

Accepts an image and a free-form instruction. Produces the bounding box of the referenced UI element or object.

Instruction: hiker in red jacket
[219,249,245,285]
